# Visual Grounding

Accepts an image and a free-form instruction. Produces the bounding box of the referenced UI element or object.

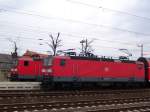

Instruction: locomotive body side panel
[48,56,145,83]
[18,59,43,80]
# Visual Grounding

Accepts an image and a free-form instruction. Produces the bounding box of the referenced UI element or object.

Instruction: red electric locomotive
[41,55,147,87]
[10,50,150,88]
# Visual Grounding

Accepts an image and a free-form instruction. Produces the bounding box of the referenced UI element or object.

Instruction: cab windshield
[43,56,53,66]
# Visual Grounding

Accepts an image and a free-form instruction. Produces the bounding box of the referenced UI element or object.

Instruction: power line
[0,32,144,56]
[0,33,145,53]
[0,26,142,47]
[0,33,147,57]
[67,0,150,22]
[1,5,150,37]
[0,20,146,46]
[0,22,149,55]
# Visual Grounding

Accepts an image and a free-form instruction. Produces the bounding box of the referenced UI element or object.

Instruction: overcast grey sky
[0,0,150,59]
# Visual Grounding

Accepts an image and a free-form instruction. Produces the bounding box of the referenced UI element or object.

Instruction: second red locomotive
[41,56,145,86]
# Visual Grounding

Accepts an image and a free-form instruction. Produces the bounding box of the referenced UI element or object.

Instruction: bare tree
[6,38,18,58]
[11,41,18,58]
[46,32,62,56]
[80,38,94,56]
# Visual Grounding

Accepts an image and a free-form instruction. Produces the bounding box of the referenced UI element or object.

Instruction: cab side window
[24,61,29,66]
[60,59,66,66]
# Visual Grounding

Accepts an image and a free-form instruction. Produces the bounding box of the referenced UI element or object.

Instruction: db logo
[104,67,109,72]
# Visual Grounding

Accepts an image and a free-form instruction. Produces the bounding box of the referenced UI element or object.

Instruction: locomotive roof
[18,56,33,61]
[50,55,136,63]
[54,56,71,59]
[70,56,136,63]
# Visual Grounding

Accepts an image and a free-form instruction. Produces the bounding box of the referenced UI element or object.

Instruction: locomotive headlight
[42,69,46,73]
[11,68,17,72]
[14,68,18,72]
[47,69,52,73]
[11,68,14,72]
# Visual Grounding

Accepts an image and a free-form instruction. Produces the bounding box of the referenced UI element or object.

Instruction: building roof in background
[0,54,12,63]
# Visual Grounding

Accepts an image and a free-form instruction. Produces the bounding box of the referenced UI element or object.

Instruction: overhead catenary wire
[0,19,148,54]
[0,5,150,52]
[1,5,150,37]
[0,29,142,47]
[0,20,146,46]
[0,4,149,57]
[67,0,150,22]
[0,33,145,52]
[2,2,150,22]
[0,33,146,58]
[0,22,148,54]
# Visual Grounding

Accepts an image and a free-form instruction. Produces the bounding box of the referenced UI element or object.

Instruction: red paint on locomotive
[10,51,48,81]
[11,51,150,85]
[42,56,145,83]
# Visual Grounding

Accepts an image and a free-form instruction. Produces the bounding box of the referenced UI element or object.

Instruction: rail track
[0,87,150,95]
[0,89,150,104]
[1,97,150,112]
[1,88,150,112]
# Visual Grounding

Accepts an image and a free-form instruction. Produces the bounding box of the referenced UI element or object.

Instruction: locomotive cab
[10,56,44,81]
[42,56,53,82]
